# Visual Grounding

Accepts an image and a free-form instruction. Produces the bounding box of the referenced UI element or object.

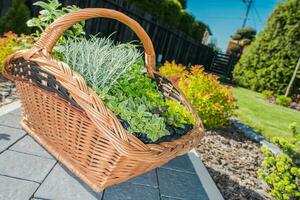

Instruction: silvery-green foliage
[61,36,142,91]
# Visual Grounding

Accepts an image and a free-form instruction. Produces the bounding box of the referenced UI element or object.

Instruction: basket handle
[33,8,156,76]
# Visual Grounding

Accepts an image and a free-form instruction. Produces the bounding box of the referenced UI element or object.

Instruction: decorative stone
[197,125,271,199]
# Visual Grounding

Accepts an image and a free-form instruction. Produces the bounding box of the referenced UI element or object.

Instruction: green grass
[232,87,300,141]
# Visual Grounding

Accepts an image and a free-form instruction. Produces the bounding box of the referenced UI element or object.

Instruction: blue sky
[187,0,281,51]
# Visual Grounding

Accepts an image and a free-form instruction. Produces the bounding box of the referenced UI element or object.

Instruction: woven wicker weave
[3,8,205,192]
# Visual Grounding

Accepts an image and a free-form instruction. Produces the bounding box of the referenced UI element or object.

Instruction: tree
[227,27,256,56]
[178,0,187,9]
[0,0,31,34]
[207,37,221,53]
[128,0,208,41]
[233,0,300,95]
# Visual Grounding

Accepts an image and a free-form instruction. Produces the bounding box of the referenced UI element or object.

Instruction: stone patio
[0,106,223,200]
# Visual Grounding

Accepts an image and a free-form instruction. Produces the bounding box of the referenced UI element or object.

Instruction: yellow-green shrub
[258,137,300,200]
[159,61,237,129]
[0,32,33,75]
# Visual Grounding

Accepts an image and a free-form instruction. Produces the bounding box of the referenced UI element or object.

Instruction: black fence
[1,0,236,78]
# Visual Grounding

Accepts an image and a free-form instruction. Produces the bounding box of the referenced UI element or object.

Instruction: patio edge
[0,100,21,117]
[188,149,224,200]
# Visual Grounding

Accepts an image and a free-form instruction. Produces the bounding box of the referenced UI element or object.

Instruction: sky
[187,0,281,52]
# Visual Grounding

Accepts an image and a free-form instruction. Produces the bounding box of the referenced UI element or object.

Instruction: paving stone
[162,155,196,173]
[10,135,54,159]
[157,168,209,200]
[0,125,26,152]
[0,175,39,200]
[9,108,22,116]
[34,164,102,200]
[103,181,160,200]
[0,150,56,183]
[0,112,22,129]
[127,169,158,187]
[161,196,184,200]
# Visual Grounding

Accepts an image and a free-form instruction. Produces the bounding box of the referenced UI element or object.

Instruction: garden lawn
[232,87,300,141]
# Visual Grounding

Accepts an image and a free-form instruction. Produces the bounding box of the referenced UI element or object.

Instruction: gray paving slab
[103,181,160,200]
[0,112,22,129]
[10,135,54,159]
[9,108,22,116]
[158,168,209,200]
[161,196,184,200]
[0,125,26,152]
[34,163,103,200]
[0,175,39,200]
[127,169,158,187]
[162,155,196,173]
[0,150,56,183]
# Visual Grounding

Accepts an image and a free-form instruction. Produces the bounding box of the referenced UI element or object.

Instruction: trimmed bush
[262,90,273,99]
[160,61,237,129]
[233,0,300,95]
[276,95,292,107]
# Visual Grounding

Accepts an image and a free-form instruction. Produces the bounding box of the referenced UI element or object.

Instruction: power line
[251,7,257,29]
[253,5,264,25]
[242,0,253,27]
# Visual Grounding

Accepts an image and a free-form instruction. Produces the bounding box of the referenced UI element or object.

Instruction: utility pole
[242,0,253,28]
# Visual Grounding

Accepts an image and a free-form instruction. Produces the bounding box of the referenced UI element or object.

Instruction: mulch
[197,124,271,200]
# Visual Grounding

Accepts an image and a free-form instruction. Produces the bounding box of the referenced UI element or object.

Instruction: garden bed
[197,125,271,200]
[0,76,18,107]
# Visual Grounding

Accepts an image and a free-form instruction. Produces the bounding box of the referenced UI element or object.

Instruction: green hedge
[128,0,207,40]
[233,0,300,95]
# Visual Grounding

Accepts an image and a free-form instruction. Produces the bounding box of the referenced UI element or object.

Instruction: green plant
[106,63,194,141]
[276,95,292,107]
[160,62,237,129]
[26,0,85,54]
[61,37,141,91]
[106,96,169,142]
[233,0,300,95]
[262,90,274,99]
[159,60,185,78]
[258,137,300,200]
[163,99,194,128]
[258,147,300,200]
[62,38,193,142]
[0,0,30,34]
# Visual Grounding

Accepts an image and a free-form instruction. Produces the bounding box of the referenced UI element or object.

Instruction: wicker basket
[3,8,205,192]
